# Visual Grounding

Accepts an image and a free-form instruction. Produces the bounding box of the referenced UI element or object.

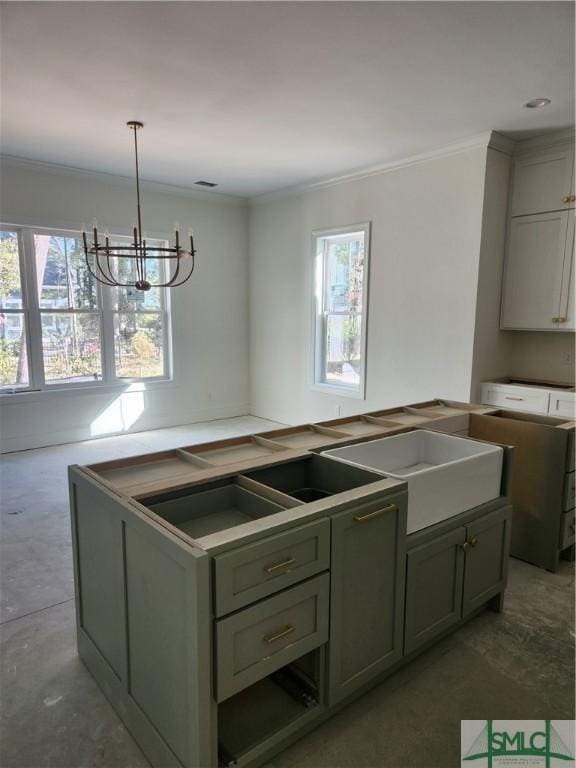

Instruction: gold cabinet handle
[470,537,478,547]
[558,317,567,323]
[562,195,571,204]
[353,503,397,522]
[461,541,471,552]
[552,317,559,323]
[264,557,296,574]
[263,624,295,644]
[570,195,576,203]
[505,396,524,401]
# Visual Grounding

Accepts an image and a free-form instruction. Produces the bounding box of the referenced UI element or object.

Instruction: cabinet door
[558,213,575,330]
[404,527,465,655]
[462,507,510,617]
[328,495,407,706]
[511,147,574,217]
[501,211,570,330]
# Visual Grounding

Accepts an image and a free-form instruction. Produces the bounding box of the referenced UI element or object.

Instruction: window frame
[0,223,173,395]
[311,222,371,399]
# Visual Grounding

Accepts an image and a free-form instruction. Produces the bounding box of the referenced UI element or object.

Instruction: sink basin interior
[145,479,287,540]
[243,454,383,501]
[324,430,500,476]
[322,431,503,533]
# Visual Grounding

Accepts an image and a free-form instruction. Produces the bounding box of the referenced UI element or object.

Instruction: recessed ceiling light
[524,98,551,109]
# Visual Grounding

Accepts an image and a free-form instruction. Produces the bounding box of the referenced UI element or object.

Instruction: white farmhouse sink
[323,430,503,533]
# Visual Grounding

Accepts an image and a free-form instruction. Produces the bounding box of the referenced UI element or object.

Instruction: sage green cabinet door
[404,527,466,655]
[462,507,511,617]
[328,494,407,706]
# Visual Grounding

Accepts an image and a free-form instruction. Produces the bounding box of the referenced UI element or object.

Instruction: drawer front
[215,573,329,702]
[560,509,575,549]
[480,383,550,415]
[563,472,576,512]
[214,519,330,616]
[549,393,576,420]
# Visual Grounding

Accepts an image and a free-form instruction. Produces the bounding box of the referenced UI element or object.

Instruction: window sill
[0,378,176,405]
[311,382,366,400]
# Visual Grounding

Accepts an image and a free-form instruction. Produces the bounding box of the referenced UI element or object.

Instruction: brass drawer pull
[470,537,478,547]
[562,195,571,204]
[263,624,295,644]
[353,503,397,522]
[264,557,296,574]
[558,317,567,323]
[505,396,524,401]
[462,538,479,552]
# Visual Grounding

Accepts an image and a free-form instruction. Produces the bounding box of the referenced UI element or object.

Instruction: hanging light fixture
[82,121,196,291]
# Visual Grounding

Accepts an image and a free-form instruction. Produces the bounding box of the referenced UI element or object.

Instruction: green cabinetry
[405,504,511,654]
[328,493,407,705]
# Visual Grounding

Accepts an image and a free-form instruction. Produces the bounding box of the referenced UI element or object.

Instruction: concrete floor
[1,417,574,768]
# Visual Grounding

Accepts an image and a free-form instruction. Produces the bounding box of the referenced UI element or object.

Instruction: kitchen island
[69,399,514,768]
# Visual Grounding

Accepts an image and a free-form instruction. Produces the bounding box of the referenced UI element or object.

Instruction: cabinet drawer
[215,573,329,702]
[549,392,576,420]
[563,472,575,512]
[213,519,330,616]
[480,383,550,415]
[560,509,575,549]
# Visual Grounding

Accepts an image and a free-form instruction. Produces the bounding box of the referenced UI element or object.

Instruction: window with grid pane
[0,226,171,393]
[0,230,29,389]
[313,224,370,396]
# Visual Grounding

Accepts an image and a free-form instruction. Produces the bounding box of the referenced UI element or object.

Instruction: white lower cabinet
[549,392,576,420]
[480,382,550,415]
[480,382,575,420]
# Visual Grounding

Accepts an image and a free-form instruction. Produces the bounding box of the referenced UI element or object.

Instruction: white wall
[469,148,514,399]
[0,159,250,451]
[249,145,489,425]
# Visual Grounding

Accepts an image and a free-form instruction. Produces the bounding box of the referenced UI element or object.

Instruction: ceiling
[1,1,574,197]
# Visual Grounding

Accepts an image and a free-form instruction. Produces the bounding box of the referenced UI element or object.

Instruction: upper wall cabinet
[501,139,576,332]
[510,146,575,217]
[501,211,572,330]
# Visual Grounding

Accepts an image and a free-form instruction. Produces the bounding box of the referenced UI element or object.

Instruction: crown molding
[251,130,511,205]
[512,127,576,155]
[0,154,247,206]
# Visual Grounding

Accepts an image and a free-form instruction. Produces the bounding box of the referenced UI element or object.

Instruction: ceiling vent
[194,180,218,188]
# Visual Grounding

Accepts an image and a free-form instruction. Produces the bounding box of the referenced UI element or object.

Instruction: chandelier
[82,121,196,291]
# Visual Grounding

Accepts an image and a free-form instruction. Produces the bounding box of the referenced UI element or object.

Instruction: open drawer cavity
[243,454,383,503]
[145,479,290,541]
[218,648,324,767]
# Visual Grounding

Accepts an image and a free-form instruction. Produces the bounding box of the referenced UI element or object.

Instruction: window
[0,226,171,393]
[312,223,370,397]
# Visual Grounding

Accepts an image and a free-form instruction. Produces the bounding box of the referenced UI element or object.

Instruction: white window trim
[0,223,174,396]
[310,221,371,400]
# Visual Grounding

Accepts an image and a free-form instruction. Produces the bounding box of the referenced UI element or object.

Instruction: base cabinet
[405,506,511,655]
[462,507,511,616]
[328,494,407,705]
[404,528,465,655]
